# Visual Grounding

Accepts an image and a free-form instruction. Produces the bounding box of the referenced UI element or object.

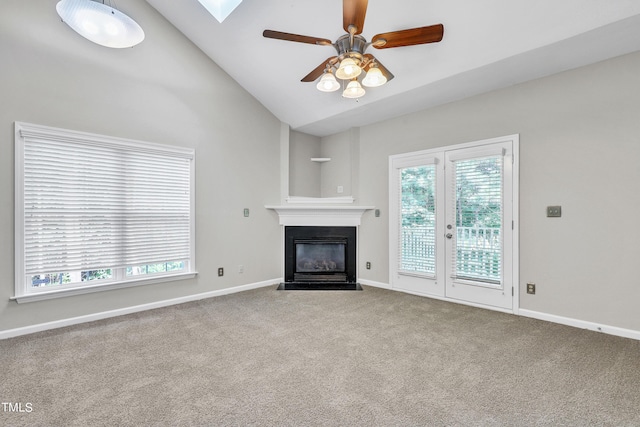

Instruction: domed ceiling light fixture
[56,0,145,48]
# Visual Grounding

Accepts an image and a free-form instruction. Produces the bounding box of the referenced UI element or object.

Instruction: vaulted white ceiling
[146,0,640,137]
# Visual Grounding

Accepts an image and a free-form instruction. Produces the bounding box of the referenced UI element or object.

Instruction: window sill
[11,272,198,304]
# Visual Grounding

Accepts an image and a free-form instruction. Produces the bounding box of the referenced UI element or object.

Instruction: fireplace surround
[284,226,356,285]
[266,200,373,290]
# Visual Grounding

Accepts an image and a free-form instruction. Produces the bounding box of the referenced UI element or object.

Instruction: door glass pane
[454,155,502,283]
[400,165,436,275]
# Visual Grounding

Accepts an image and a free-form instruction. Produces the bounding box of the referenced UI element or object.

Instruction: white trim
[4,280,638,342]
[511,138,520,315]
[0,278,281,340]
[388,134,520,313]
[358,278,392,290]
[519,309,640,341]
[11,272,198,304]
[285,196,355,204]
[265,205,374,226]
[361,282,640,341]
[393,287,515,315]
[14,121,196,301]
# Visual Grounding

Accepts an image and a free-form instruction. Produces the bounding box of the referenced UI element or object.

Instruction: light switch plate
[547,206,561,217]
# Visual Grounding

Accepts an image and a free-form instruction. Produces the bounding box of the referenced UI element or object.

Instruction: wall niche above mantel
[289,129,359,199]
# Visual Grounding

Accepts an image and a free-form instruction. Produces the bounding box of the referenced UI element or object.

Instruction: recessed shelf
[310,157,331,163]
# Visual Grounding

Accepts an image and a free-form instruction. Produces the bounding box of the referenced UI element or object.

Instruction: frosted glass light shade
[342,80,366,99]
[197,0,243,23]
[362,67,387,87]
[316,72,340,92]
[56,0,144,48]
[335,58,362,80]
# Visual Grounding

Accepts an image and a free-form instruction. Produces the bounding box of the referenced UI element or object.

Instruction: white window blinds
[450,155,503,284]
[15,122,194,296]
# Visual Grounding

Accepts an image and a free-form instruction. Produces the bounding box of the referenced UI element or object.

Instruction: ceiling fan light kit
[336,57,362,80]
[263,0,444,100]
[342,80,366,99]
[362,66,387,88]
[316,71,341,92]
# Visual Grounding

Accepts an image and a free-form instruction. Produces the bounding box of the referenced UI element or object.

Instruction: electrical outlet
[547,206,562,217]
[526,283,536,294]
[366,261,371,270]
[218,267,224,277]
[243,208,249,217]
[375,209,380,217]
[238,265,244,274]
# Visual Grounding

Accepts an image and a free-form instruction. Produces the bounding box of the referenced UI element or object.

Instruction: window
[399,164,437,276]
[450,155,503,284]
[14,122,196,302]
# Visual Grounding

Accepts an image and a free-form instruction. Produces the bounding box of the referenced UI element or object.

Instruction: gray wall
[319,129,354,198]
[356,51,640,331]
[289,131,321,197]
[288,129,359,199]
[2,0,639,335]
[0,0,282,331]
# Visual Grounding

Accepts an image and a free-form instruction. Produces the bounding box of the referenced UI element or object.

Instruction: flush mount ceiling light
[263,0,444,100]
[197,0,243,23]
[56,0,144,48]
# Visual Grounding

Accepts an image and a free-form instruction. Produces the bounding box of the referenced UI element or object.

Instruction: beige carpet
[1,285,639,426]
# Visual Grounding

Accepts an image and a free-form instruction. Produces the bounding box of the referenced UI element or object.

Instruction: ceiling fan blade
[301,57,339,82]
[343,0,368,35]
[263,30,332,46]
[363,54,394,82]
[372,24,444,49]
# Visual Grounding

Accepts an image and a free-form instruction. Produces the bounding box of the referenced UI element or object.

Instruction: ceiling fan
[263,0,444,98]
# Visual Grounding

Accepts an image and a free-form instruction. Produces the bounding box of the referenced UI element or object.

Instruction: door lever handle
[446,233,453,239]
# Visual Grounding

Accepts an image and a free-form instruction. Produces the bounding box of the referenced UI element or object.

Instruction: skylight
[197,0,242,23]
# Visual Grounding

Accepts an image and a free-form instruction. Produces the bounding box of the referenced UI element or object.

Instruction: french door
[389,135,518,311]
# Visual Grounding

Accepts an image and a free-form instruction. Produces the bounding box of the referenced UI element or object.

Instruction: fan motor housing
[335,34,367,62]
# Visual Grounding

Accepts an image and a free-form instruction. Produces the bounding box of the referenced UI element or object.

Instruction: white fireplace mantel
[266,198,374,226]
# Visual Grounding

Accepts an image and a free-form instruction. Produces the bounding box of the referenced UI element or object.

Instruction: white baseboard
[362,280,640,341]
[358,279,392,290]
[0,278,281,340]
[519,309,640,341]
[4,279,638,342]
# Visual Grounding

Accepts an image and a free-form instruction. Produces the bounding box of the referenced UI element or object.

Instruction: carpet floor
[1,285,639,426]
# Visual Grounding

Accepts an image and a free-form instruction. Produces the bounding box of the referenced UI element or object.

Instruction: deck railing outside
[401,226,501,282]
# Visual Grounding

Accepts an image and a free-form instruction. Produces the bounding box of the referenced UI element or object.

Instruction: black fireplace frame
[284,226,357,284]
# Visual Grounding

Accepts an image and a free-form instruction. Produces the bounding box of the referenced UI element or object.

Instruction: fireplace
[281,226,359,289]
[266,201,373,291]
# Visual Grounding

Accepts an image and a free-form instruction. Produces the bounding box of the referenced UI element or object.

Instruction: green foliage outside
[401,157,502,229]
[401,165,436,227]
[454,157,502,229]
[32,261,185,287]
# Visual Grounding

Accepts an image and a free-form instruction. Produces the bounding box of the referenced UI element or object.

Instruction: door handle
[446,233,453,239]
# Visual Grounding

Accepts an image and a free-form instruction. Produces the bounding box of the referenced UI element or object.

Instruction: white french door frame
[389,134,520,314]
